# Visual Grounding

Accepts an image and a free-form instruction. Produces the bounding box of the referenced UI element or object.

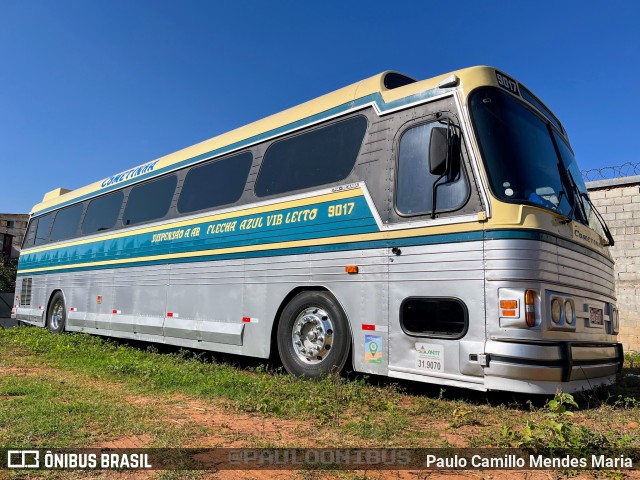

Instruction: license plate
[589,307,603,326]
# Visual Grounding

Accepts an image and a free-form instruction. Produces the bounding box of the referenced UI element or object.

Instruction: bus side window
[255,115,367,197]
[23,218,38,248]
[82,191,124,234]
[49,203,84,242]
[396,122,469,216]
[34,213,54,245]
[123,175,177,226]
[178,152,253,214]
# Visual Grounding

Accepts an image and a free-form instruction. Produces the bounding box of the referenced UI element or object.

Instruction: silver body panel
[15,233,621,394]
[483,237,620,393]
[387,242,485,382]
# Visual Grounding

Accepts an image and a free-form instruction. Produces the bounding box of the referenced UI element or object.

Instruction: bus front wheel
[47,292,66,334]
[277,291,350,379]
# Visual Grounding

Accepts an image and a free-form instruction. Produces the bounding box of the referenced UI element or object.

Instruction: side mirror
[429,127,448,175]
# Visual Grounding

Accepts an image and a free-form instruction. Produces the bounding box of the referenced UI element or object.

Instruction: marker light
[551,298,562,324]
[499,299,518,317]
[525,290,536,327]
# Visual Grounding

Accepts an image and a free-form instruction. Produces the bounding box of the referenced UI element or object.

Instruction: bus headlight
[564,300,575,325]
[548,294,576,331]
[551,298,562,324]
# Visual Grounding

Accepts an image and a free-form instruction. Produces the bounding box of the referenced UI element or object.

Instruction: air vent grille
[20,278,32,306]
[383,72,417,90]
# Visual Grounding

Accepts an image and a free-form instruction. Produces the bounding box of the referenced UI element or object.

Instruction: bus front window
[469,87,589,223]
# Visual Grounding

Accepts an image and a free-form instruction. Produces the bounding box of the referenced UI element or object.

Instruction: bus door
[386,112,486,385]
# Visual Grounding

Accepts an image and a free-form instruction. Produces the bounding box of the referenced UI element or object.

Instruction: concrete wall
[587,176,640,352]
[0,213,29,258]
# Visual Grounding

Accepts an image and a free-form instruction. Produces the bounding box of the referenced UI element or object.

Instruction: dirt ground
[96,386,640,480]
[2,359,638,479]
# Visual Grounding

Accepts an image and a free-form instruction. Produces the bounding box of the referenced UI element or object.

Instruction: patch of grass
[500,392,637,459]
[625,351,640,371]
[156,472,205,480]
[343,410,409,443]
[0,372,176,448]
[1,327,639,455]
[0,328,402,436]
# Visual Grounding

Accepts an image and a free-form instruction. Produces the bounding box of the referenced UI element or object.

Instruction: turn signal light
[525,289,536,327]
[500,299,518,317]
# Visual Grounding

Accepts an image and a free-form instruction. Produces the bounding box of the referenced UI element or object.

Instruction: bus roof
[32,65,498,215]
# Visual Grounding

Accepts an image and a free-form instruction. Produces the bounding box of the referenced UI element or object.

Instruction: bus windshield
[469,87,609,238]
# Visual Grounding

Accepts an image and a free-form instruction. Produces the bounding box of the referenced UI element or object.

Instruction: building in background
[0,213,29,258]
[585,163,640,352]
[0,214,28,320]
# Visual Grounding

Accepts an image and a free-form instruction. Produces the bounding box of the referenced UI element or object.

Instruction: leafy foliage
[501,391,632,456]
[0,256,18,292]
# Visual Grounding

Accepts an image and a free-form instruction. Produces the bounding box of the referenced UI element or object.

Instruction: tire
[277,291,350,379]
[47,292,66,334]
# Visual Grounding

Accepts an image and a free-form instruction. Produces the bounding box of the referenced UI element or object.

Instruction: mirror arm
[430,176,446,219]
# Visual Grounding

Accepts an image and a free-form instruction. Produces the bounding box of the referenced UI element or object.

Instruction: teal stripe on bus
[19,196,378,272]
[17,230,484,276]
[17,228,613,276]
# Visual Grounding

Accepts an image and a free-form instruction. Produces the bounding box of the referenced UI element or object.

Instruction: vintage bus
[13,66,622,393]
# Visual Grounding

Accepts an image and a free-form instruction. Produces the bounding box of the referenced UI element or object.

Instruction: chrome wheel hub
[50,300,64,330]
[291,307,334,364]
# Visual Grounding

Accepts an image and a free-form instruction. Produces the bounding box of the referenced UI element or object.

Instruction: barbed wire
[581,162,640,182]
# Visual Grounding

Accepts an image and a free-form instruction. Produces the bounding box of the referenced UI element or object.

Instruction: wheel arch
[45,289,65,329]
[269,285,354,364]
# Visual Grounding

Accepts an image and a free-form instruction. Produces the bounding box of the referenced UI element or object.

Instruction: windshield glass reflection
[470,87,585,222]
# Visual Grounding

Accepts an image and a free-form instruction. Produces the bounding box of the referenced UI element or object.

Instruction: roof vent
[383,72,417,90]
[42,188,72,202]
[437,74,459,89]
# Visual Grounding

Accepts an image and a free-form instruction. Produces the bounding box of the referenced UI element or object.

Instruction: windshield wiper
[558,169,588,225]
[580,192,615,246]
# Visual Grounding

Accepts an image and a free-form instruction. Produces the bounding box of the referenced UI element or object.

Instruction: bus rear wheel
[47,292,66,334]
[277,291,350,379]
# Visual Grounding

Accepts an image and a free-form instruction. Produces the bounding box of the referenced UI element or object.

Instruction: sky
[1,0,639,214]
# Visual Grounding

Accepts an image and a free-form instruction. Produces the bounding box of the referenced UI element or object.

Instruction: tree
[0,257,18,292]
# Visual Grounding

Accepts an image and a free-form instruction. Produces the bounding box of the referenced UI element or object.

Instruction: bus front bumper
[483,340,623,394]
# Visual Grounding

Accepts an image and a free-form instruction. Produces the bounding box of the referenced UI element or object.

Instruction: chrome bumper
[483,340,623,392]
